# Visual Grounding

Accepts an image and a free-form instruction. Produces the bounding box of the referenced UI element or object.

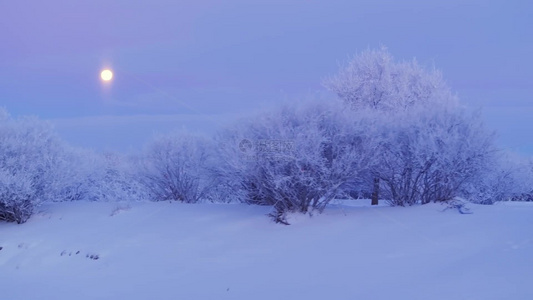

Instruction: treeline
[1,48,532,224]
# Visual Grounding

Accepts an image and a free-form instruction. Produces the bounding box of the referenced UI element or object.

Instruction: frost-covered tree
[324,47,457,112]
[214,101,379,223]
[324,48,496,205]
[141,132,212,203]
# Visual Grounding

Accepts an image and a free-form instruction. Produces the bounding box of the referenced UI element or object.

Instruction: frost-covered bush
[0,170,33,223]
[0,109,65,223]
[461,153,533,204]
[0,108,147,224]
[375,108,495,206]
[97,152,150,202]
[53,149,149,203]
[214,101,379,223]
[140,132,212,203]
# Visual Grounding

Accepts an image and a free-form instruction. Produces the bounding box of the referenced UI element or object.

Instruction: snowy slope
[1,201,532,300]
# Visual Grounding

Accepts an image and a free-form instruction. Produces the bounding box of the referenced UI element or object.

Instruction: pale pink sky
[1,0,532,153]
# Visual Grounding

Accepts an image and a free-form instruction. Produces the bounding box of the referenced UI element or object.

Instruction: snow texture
[1,200,532,299]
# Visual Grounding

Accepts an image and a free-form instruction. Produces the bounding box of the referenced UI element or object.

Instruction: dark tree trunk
[371,177,379,205]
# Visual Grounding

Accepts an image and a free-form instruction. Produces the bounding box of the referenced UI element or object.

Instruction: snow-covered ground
[1,200,532,300]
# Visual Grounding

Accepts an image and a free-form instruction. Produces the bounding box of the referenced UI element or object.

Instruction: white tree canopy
[324,47,457,112]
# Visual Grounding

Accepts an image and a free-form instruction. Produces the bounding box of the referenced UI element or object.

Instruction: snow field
[1,201,532,300]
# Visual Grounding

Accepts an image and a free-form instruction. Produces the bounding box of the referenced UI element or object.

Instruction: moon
[100,69,113,81]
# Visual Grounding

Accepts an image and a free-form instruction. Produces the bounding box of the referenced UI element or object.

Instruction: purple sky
[1,0,532,154]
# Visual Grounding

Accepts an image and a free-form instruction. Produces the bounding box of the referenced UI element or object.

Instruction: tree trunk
[371,177,379,205]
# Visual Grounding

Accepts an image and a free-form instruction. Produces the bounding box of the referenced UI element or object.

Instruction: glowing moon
[100,69,113,81]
